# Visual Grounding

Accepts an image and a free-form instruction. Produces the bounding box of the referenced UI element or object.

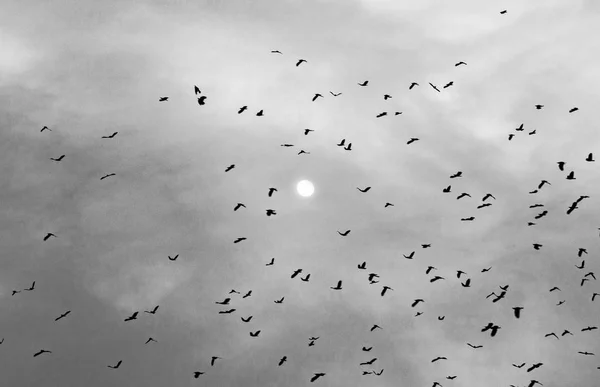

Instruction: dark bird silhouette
[586,153,595,162]
[312,93,323,102]
[384,202,394,208]
[358,81,369,86]
[102,132,118,139]
[513,307,523,319]
[100,173,115,180]
[450,171,462,178]
[575,261,585,269]
[443,185,451,193]
[529,129,536,135]
[225,164,235,172]
[310,373,326,383]
[533,243,542,250]
[358,262,367,270]
[249,330,261,337]
[443,81,453,88]
[330,91,342,96]
[158,97,169,102]
[578,351,594,355]
[344,143,352,151]
[304,129,314,135]
[238,106,247,114]
[432,357,447,363]
[582,326,598,332]
[144,305,159,314]
[545,332,559,339]
[271,50,282,54]
[193,371,205,378]
[40,126,51,132]
[566,171,576,180]
[500,10,507,14]
[535,104,544,109]
[407,138,419,145]
[168,254,179,261]
[24,281,35,291]
[456,270,466,278]
[233,237,247,244]
[256,110,264,116]
[562,330,574,336]
[381,286,393,296]
[534,211,548,219]
[529,204,544,208]
[455,61,467,66]
[412,299,424,307]
[241,316,253,322]
[457,193,471,199]
[569,107,579,113]
[461,217,475,221]
[527,363,543,372]
[281,143,294,147]
[461,278,471,287]
[338,230,351,236]
[376,112,388,118]
[373,369,384,375]
[215,298,231,305]
[481,267,492,273]
[336,139,346,147]
[278,356,287,366]
[233,203,246,211]
[403,251,415,259]
[362,346,373,351]
[409,82,419,89]
[300,274,310,282]
[426,266,437,275]
[360,358,377,366]
[266,258,275,266]
[549,286,561,292]
[274,297,284,304]
[124,312,138,322]
[296,59,307,66]
[592,293,600,301]
[268,188,277,197]
[330,280,343,290]
[291,269,303,279]
[508,134,515,141]
[145,337,157,344]
[197,96,207,105]
[370,324,382,331]
[383,94,392,100]
[54,310,71,321]
[107,360,122,369]
[50,155,65,162]
[357,186,371,193]
[266,209,277,216]
[11,290,20,296]
[477,203,492,209]
[422,244,431,248]
[210,356,221,366]
[194,85,201,94]
[557,161,566,171]
[242,290,252,299]
[538,180,551,189]
[467,343,482,349]
[429,82,440,92]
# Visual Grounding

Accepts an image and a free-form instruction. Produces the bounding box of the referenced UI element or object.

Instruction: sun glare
[296,180,315,197]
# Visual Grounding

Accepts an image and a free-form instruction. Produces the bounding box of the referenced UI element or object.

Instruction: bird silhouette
[33,349,52,357]
[268,188,278,197]
[274,297,284,304]
[443,185,451,193]
[431,357,447,363]
[249,330,261,337]
[100,173,115,180]
[107,360,122,369]
[450,171,462,178]
[443,81,453,88]
[381,286,393,296]
[513,307,523,319]
[197,96,207,105]
[513,363,526,368]
[527,363,543,372]
[362,346,373,351]
[215,298,231,305]
[278,356,287,366]
[467,343,482,349]
[409,82,419,89]
[508,134,515,141]
[535,104,544,109]
[331,280,343,290]
[54,310,71,321]
[225,164,235,172]
[124,312,138,322]
[455,61,467,66]
[360,358,377,366]
[145,337,157,344]
[210,356,221,366]
[456,193,471,200]
[358,81,369,86]
[238,105,247,114]
[193,371,205,378]
[266,209,277,216]
[407,138,419,145]
[566,171,576,180]
[357,186,371,193]
[344,143,352,151]
[50,155,65,162]
[300,274,310,282]
[384,202,394,208]
[40,126,51,132]
[500,10,507,14]
[461,278,471,287]
[271,50,282,54]
[168,254,179,261]
[403,251,415,259]
[102,132,118,139]
[412,299,424,307]
[304,129,314,135]
[429,83,441,92]
[194,85,201,94]
[310,373,326,382]
[312,93,323,102]
[256,110,264,116]
[296,59,307,66]
[461,217,475,221]
[330,91,342,96]
[336,139,346,147]
[376,112,388,118]
[159,97,168,101]
[144,305,159,314]
[370,324,382,331]
[569,107,579,113]
[338,230,351,236]
[586,153,595,162]
[233,203,246,211]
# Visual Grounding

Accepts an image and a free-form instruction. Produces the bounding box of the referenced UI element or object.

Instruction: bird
[362,346,373,351]
[233,237,246,244]
[443,185,451,193]
[304,129,314,135]
[310,373,326,383]
[383,94,392,100]
[582,326,598,332]
[300,274,310,282]
[457,193,471,200]
[43,233,57,241]
[376,112,388,118]
[225,164,235,172]
[412,299,424,307]
[168,254,179,261]
[450,171,462,178]
[456,270,466,278]
[193,371,205,378]
[100,173,116,180]
[266,209,277,216]
[500,10,507,14]
[409,82,419,89]
[238,105,247,114]
[11,290,20,296]
[562,330,573,336]
[338,230,351,236]
[576,261,585,269]
[508,134,515,141]
[33,349,52,357]
[336,139,346,147]
[384,202,394,208]
[455,61,467,66]
[144,305,159,314]
[370,324,382,331]
[426,266,437,275]
[124,312,138,322]
[429,82,440,92]
[358,262,367,270]
[578,351,594,355]
[215,298,231,305]
[527,363,543,372]
[566,171,576,180]
[513,363,526,368]
[381,286,393,296]
[360,358,377,366]
[467,343,482,349]
[270,50,282,54]
[549,286,561,292]
[403,251,415,259]
[256,110,264,116]
[233,203,246,211]
[107,360,122,369]
[278,356,287,366]
[443,81,453,88]
[274,297,284,304]
[569,107,579,113]
[516,123,525,131]
[482,193,496,201]
[533,243,543,250]
[330,280,343,290]
[407,138,419,145]
[296,59,307,66]
[40,126,51,132]
[461,217,475,221]
[438,316,445,320]
[512,307,524,319]
[586,153,595,162]
[431,357,447,363]
[461,279,471,287]
[538,180,551,189]
[545,332,559,339]
[358,80,368,86]
[249,330,261,337]
[557,161,566,171]
[291,269,303,279]
[242,290,252,298]
[145,337,157,344]
[159,97,168,101]
[357,186,371,193]
[446,376,457,380]
[535,104,544,109]
[330,91,342,96]
[477,203,492,209]
[101,132,118,139]
[422,244,431,248]
[312,93,323,102]
[481,267,492,273]
[54,310,71,321]
[194,85,201,94]
[529,130,536,135]
[268,188,277,197]
[197,96,207,105]
[50,155,65,162]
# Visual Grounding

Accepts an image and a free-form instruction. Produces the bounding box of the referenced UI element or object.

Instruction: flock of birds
[9,9,599,387]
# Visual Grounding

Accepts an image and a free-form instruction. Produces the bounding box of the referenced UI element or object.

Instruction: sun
[296,180,315,197]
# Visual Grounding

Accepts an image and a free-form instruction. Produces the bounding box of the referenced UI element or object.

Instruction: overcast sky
[1,0,600,386]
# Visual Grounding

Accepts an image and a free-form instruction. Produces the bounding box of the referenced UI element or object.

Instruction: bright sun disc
[296,180,314,197]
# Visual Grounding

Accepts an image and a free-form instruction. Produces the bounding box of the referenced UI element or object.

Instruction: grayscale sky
[1,0,600,386]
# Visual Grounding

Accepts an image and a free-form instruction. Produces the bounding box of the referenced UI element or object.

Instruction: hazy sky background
[1,0,600,386]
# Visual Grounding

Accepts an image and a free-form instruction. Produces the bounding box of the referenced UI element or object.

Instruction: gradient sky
[1,0,600,386]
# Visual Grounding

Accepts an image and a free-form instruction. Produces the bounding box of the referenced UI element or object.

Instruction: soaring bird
[429,83,440,92]
[337,139,346,147]
[569,107,579,113]
[370,324,382,331]
[431,356,447,363]
[238,106,247,114]
[233,237,247,243]
[102,132,118,139]
[249,330,261,337]
[403,251,415,259]
[338,230,351,236]
[412,299,424,307]
[450,171,462,178]
[376,112,388,118]
[310,373,326,383]
[312,93,323,102]
[516,123,524,131]
[145,337,157,344]
[330,91,342,96]
[457,193,471,200]
[430,276,445,283]
[586,153,595,162]
[304,129,314,135]
[54,310,71,321]
[256,109,264,116]
[233,203,246,211]
[107,360,122,369]
[535,104,544,109]
[297,150,310,155]
[193,371,205,378]
[291,269,303,278]
[461,278,471,287]
[383,94,392,100]
[268,188,278,197]
[500,10,507,14]
[266,258,275,266]
[455,61,467,66]
[271,50,282,54]
[566,171,576,180]
[144,305,159,314]
[225,164,235,172]
[467,343,482,349]
[266,209,277,216]
[409,82,419,89]
[330,280,343,290]
[50,155,65,162]
[159,97,168,101]
[358,81,369,86]
[443,81,453,88]
[527,363,543,372]
[513,307,524,319]
[384,202,394,208]
[407,138,419,145]
[215,298,231,305]
[357,186,371,193]
[300,274,310,282]
[344,142,352,151]
[124,312,138,322]
[40,126,51,132]
[296,59,307,66]
[43,233,57,241]
[168,254,179,261]
[33,349,52,357]
[508,134,515,141]
[360,358,377,366]
[381,286,393,296]
[443,186,451,193]
[278,356,287,366]
[100,173,116,180]
[197,96,207,105]
[24,281,35,291]
[210,356,221,366]
[194,85,201,94]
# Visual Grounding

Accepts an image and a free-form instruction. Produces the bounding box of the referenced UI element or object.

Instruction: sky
[1,0,600,386]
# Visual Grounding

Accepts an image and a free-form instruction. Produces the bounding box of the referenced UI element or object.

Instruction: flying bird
[407,138,419,145]
[409,82,419,89]
[100,173,115,180]
[108,360,123,369]
[376,112,388,118]
[124,312,138,322]
[535,104,544,109]
[500,10,507,14]
[443,81,453,88]
[383,94,392,100]
[330,280,343,290]
[513,307,524,319]
[193,371,205,378]
[144,305,159,314]
[256,110,264,116]
[159,97,168,101]
[233,237,246,243]
[482,193,496,201]
[249,330,261,337]
[381,286,393,296]
[312,93,323,102]
[194,85,201,94]
[145,337,157,344]
[358,81,369,86]
[467,343,482,349]
[304,129,314,135]
[357,186,371,193]
[40,126,51,132]
[330,91,342,96]
[310,373,326,382]
[586,153,595,162]
[268,188,277,197]
[429,83,441,92]
[238,106,247,114]
[450,171,462,178]
[384,202,394,208]
[33,349,52,357]
[296,59,307,66]
[569,107,579,113]
[431,357,447,363]
[271,50,282,54]
[557,161,566,171]
[233,203,246,211]
[43,233,56,241]
[566,171,576,180]
[54,310,71,321]
[278,356,287,366]
[210,356,221,366]
[338,230,351,236]
[197,96,207,105]
[102,132,118,139]
[50,155,65,162]
[455,61,467,66]
[168,254,179,261]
